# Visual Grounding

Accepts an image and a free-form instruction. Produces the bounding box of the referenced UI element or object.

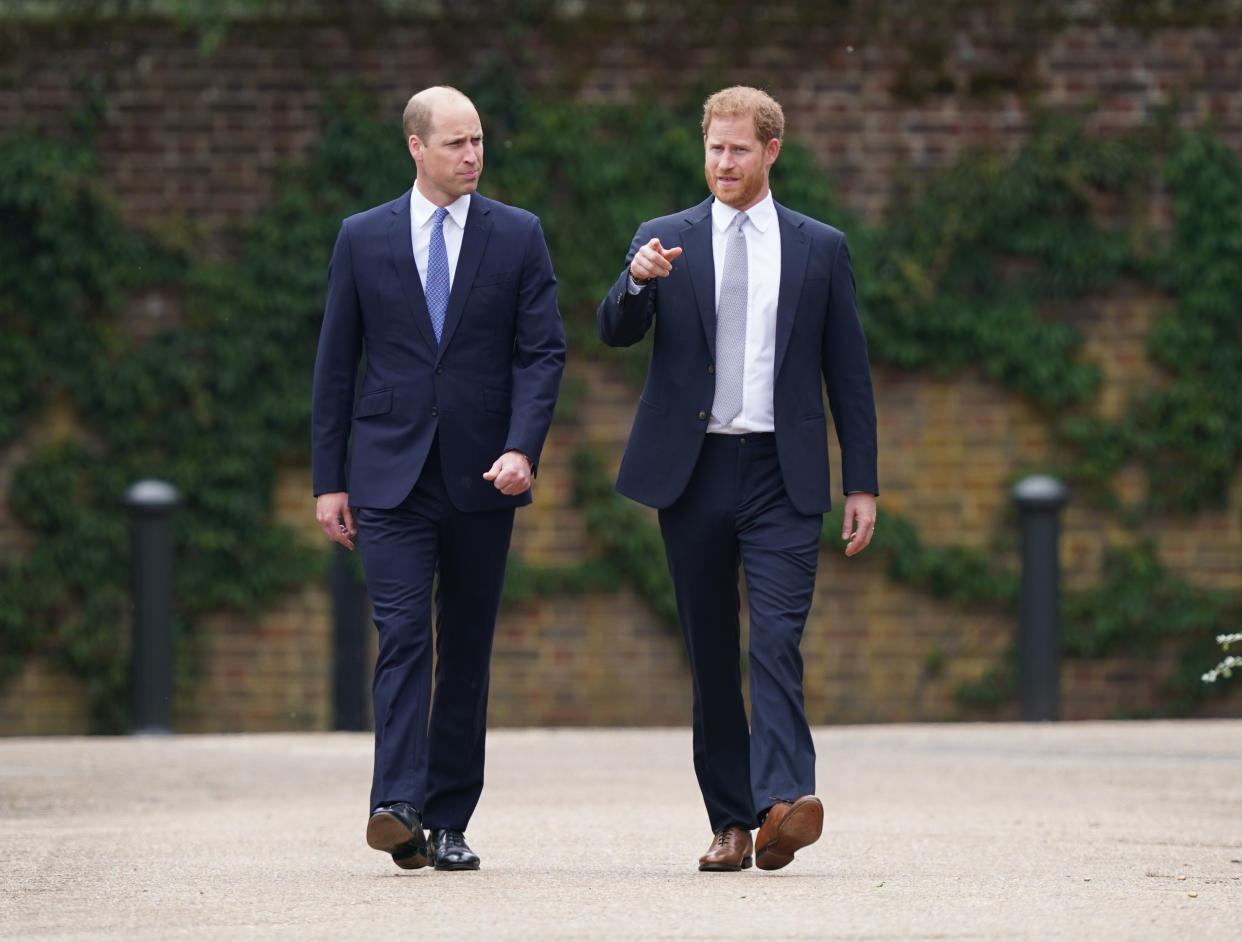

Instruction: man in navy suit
[598,86,878,873]
[312,86,565,872]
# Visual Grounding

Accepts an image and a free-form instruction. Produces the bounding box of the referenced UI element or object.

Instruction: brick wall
[7,16,1241,247]
[3,9,1241,732]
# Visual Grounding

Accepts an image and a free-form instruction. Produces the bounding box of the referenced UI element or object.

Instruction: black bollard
[1012,474,1069,721]
[125,479,180,734]
[331,545,368,731]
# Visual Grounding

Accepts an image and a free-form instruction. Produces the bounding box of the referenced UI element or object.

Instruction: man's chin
[711,189,745,208]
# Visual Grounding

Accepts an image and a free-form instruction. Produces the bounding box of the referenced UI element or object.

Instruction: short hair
[701,86,785,144]
[402,85,471,141]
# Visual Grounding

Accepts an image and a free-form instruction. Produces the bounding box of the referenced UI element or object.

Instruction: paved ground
[1,721,1240,940]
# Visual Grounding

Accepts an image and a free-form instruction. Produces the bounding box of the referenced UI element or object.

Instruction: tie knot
[433,207,449,226]
[733,212,748,234]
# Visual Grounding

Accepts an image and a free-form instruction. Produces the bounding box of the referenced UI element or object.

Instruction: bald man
[312,86,565,872]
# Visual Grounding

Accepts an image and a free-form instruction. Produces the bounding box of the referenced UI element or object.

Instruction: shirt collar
[711,191,776,234]
[410,185,470,229]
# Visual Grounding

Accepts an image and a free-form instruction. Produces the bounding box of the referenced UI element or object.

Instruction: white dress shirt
[410,185,470,292]
[708,192,780,434]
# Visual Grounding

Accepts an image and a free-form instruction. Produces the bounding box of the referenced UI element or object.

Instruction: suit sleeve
[505,217,566,473]
[311,221,363,496]
[821,235,879,497]
[597,224,658,347]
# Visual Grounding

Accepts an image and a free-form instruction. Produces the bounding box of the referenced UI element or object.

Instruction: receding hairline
[402,85,477,141]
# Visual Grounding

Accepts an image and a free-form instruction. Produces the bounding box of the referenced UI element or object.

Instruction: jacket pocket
[353,389,393,418]
[473,268,516,288]
[484,386,513,415]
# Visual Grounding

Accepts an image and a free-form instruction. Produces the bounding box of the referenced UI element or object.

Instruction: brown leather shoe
[755,795,823,870]
[698,826,754,872]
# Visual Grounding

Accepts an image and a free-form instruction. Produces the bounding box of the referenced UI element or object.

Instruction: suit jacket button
[431,407,439,417]
[697,410,707,420]
[435,366,444,375]
[707,365,715,374]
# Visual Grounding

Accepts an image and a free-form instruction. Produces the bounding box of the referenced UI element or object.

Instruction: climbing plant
[0,90,411,729]
[1062,130,1242,514]
[3,60,1240,727]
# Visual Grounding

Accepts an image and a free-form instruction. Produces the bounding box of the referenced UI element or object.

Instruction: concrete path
[1,722,1239,940]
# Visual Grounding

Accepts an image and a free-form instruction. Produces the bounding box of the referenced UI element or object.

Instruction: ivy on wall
[2,63,1240,727]
[857,113,1148,409]
[0,132,182,723]
[1062,131,1242,514]
[485,92,1242,717]
[0,93,412,729]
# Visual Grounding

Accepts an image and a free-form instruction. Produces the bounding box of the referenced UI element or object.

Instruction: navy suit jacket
[597,197,878,515]
[312,190,565,512]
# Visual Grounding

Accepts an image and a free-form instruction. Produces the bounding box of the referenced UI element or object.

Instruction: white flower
[1202,654,1242,684]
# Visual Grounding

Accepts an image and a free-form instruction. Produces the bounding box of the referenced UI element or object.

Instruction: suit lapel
[437,195,492,357]
[387,190,439,351]
[774,203,809,377]
[680,199,718,357]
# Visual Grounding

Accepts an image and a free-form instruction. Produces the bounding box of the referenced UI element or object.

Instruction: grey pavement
[1,722,1240,940]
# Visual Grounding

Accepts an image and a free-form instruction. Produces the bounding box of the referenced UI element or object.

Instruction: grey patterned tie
[711,211,749,425]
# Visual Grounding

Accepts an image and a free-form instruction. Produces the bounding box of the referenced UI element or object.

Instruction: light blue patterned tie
[711,212,749,424]
[426,207,450,343]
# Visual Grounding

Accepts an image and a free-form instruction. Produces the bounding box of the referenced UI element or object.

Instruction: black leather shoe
[367,801,429,870]
[428,828,480,871]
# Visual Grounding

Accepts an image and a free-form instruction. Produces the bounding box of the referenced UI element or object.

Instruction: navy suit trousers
[357,437,514,830]
[657,433,821,833]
